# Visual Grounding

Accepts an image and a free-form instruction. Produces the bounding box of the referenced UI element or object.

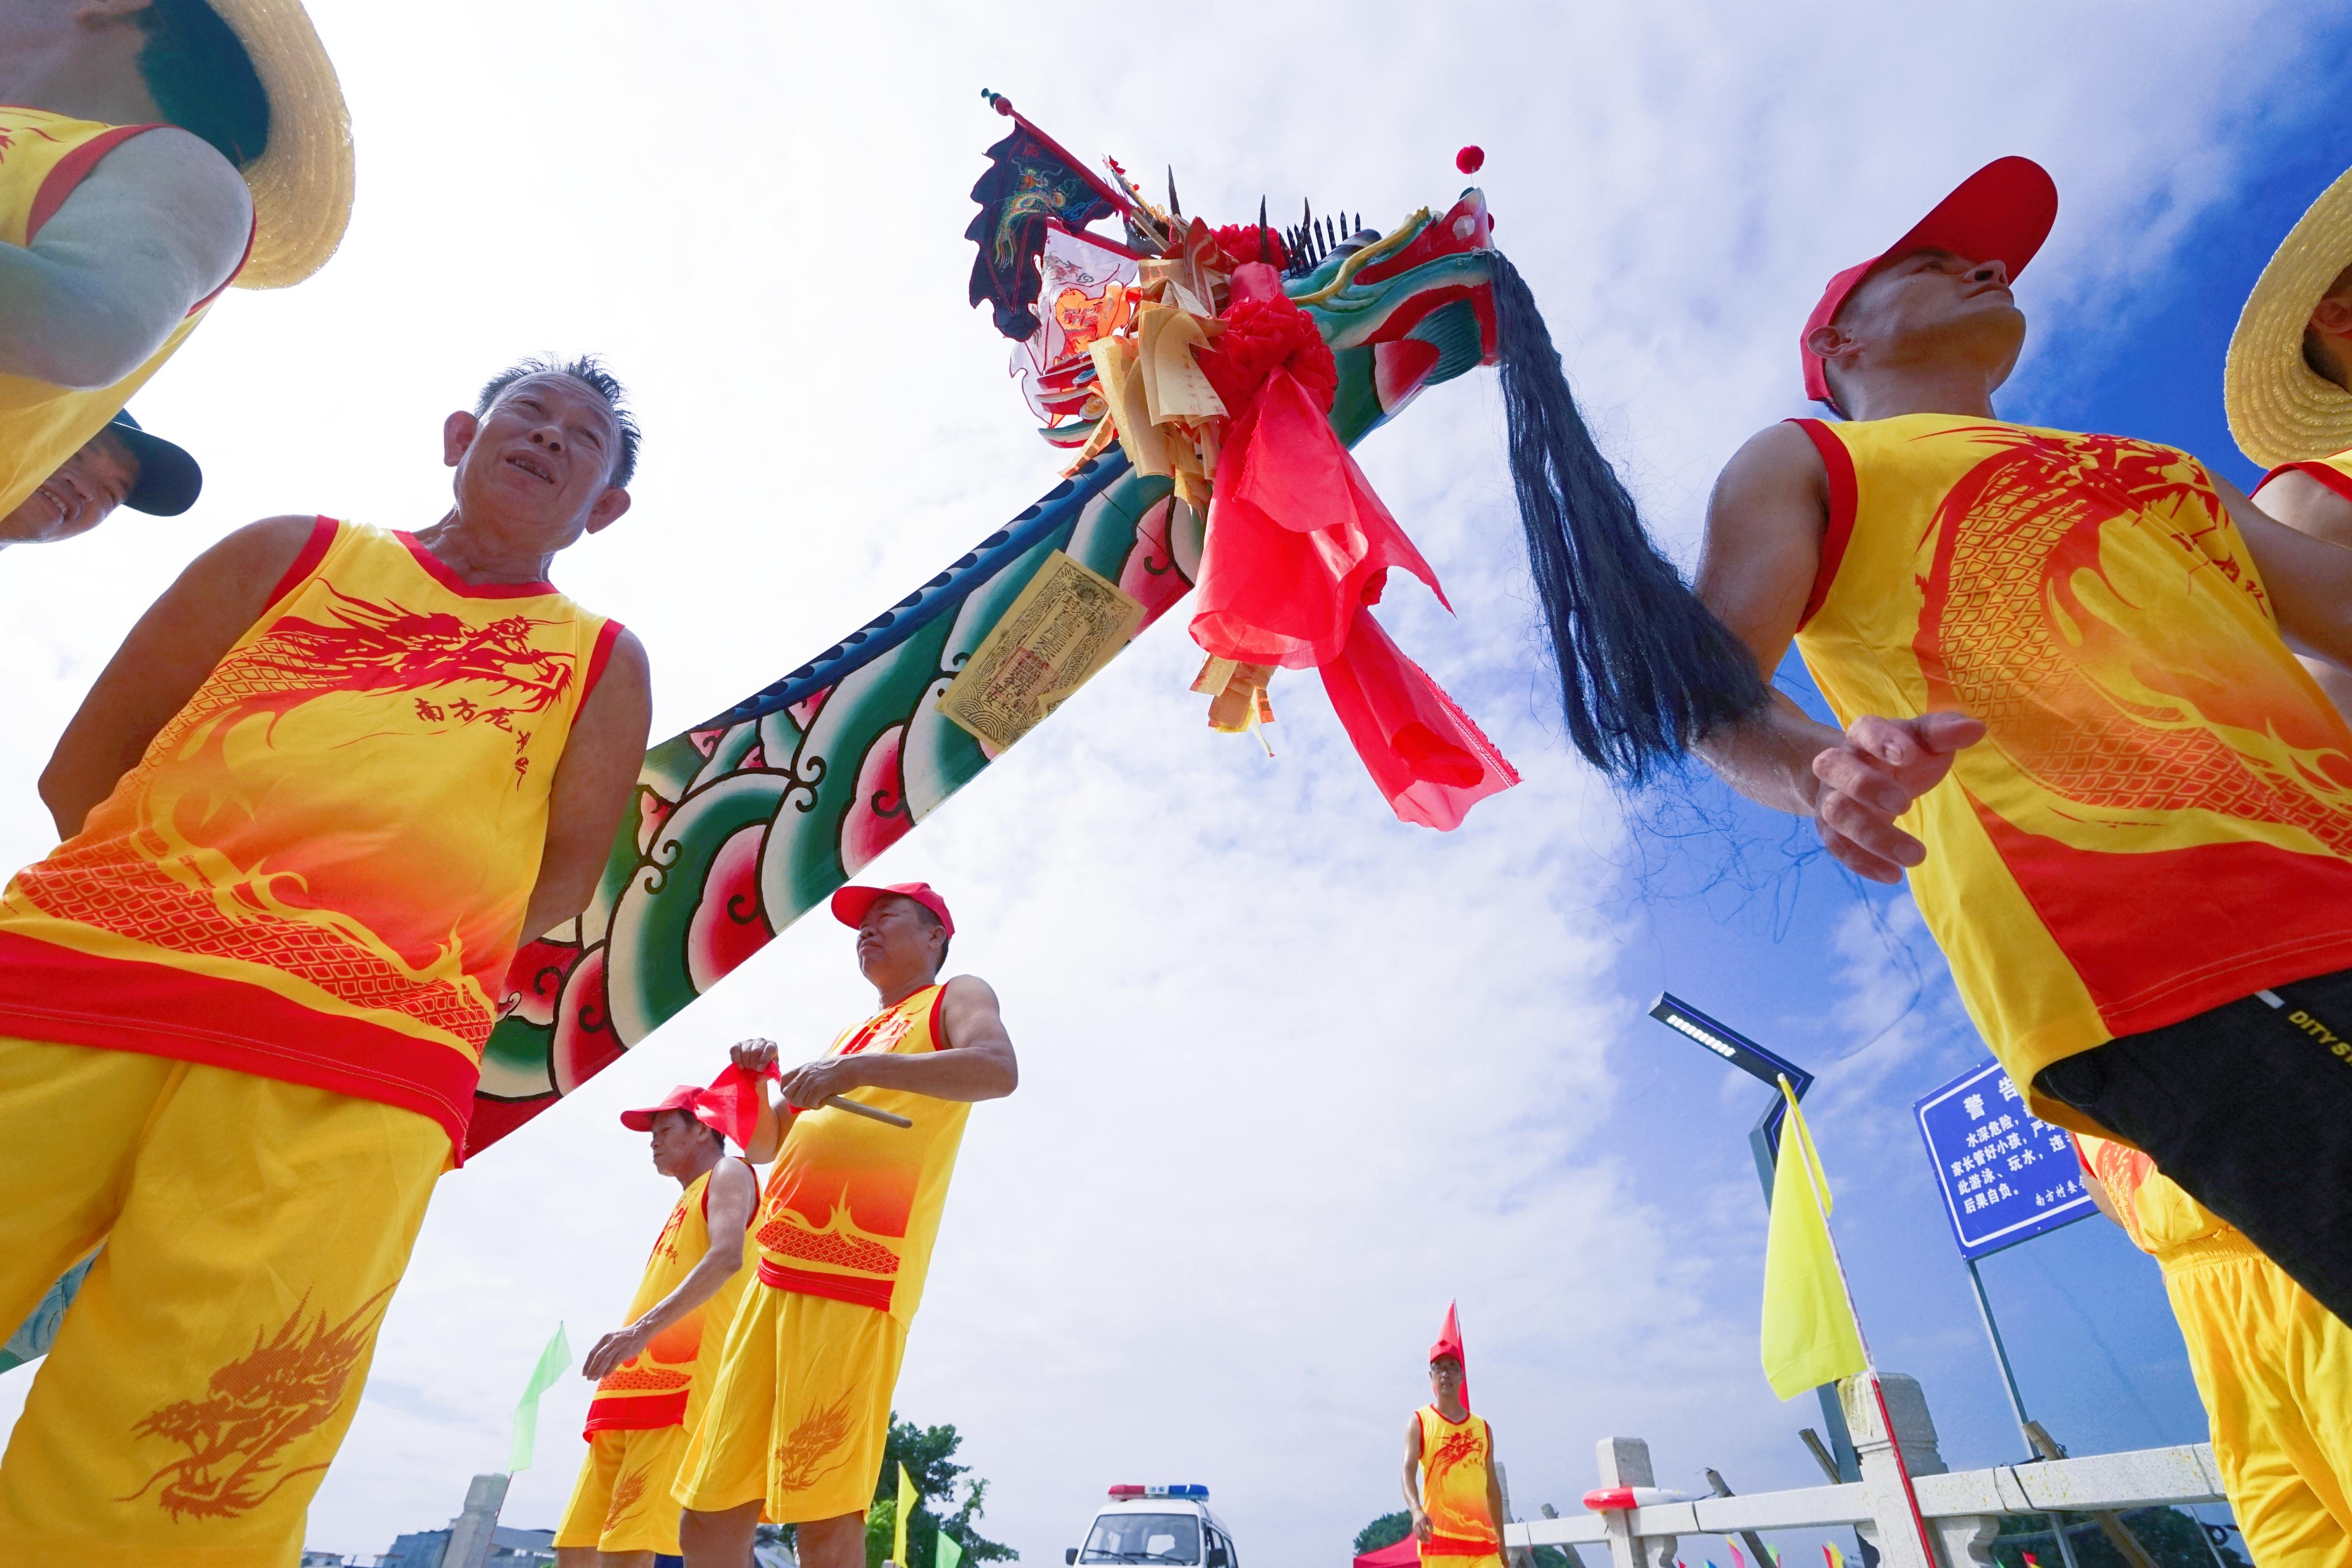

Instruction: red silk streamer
[699,1062,772,1152]
[1189,298,1518,829]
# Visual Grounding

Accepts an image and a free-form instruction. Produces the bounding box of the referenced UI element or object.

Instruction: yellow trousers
[675,1285,906,1524]
[556,1424,692,1555]
[2165,1237,2352,1567]
[0,1036,445,1567]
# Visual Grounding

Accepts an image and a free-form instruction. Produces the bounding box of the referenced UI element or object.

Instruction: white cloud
[0,0,2320,1559]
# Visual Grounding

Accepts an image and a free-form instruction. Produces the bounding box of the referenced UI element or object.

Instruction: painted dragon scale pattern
[468,192,1506,1155]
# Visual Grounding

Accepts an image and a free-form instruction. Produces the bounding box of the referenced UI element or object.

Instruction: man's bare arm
[1401,1412,1429,1539]
[0,130,251,388]
[579,1156,758,1380]
[1692,424,1982,882]
[518,631,651,939]
[772,975,1018,1110]
[2247,469,2352,714]
[39,514,316,837]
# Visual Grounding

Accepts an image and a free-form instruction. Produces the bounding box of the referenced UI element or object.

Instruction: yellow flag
[1759,1081,1867,1400]
[895,1462,915,1567]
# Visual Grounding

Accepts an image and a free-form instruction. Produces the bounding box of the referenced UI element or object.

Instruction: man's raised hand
[1809,711,1984,883]
[730,1037,778,1075]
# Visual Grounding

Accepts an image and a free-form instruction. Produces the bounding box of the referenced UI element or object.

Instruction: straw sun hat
[2224,165,2352,469]
[209,0,353,289]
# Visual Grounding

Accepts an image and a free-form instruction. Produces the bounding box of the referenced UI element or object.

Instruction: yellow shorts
[675,1285,906,1524]
[2166,1238,2352,1567]
[0,1036,445,1568]
[556,1424,692,1555]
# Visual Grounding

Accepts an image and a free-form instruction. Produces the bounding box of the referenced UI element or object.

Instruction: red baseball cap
[1800,156,2059,409]
[830,880,955,938]
[619,1083,728,1137]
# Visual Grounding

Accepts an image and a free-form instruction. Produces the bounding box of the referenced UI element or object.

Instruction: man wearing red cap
[675,881,1017,1568]
[1400,1305,1522,1568]
[1686,156,2352,1324]
[553,1084,756,1567]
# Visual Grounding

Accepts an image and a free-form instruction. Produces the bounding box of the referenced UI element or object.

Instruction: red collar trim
[396,531,560,599]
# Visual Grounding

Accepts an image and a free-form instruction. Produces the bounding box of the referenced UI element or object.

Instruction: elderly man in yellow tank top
[676,880,1018,1568]
[555,1083,758,1568]
[1400,1306,1525,1568]
[1687,157,2352,1335]
[0,356,653,1566]
[0,0,353,523]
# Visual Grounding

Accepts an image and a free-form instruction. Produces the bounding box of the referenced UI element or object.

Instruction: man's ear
[2314,297,2352,338]
[1805,323,1852,368]
[443,410,480,470]
[584,487,632,535]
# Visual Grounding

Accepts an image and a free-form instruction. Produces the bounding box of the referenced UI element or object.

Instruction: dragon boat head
[1282,190,1501,447]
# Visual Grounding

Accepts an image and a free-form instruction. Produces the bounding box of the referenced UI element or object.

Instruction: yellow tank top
[1791,415,2352,1121]
[0,107,233,517]
[0,519,619,1156]
[586,1160,756,1433]
[1415,1405,1499,1556]
[2074,1134,2256,1271]
[754,984,972,1322]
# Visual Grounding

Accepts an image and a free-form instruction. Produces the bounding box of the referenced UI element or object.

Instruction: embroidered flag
[967,118,1120,340]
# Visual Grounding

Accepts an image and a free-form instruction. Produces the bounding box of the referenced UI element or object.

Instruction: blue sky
[2,2,2348,1560]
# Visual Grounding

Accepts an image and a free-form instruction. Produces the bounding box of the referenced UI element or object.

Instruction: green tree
[1354,1513,1411,1557]
[863,1412,1017,1568]
[1989,1508,2246,1568]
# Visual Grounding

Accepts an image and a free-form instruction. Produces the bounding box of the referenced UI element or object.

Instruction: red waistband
[757,1258,896,1313]
[0,932,478,1160]
[1420,1536,1501,1557]
[584,1389,688,1434]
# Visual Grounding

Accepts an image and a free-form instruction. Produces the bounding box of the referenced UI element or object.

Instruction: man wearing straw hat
[2228,167,2352,720]
[0,0,350,522]
[555,1082,758,1568]
[675,882,1017,1568]
[1685,156,2352,1333]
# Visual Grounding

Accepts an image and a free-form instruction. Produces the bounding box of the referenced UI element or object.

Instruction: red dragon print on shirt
[1913,426,2352,851]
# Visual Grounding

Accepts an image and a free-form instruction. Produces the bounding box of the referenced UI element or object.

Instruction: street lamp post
[1645,994,1862,1486]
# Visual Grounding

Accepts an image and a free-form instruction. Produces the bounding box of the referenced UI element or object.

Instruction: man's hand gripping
[1809,712,1983,883]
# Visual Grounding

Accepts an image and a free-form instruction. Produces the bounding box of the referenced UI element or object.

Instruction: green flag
[508,1322,572,1472]
[1759,1081,1867,1401]
[895,1462,915,1566]
[938,1527,965,1568]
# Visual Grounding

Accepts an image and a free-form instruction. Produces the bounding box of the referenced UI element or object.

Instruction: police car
[1065,1485,1239,1568]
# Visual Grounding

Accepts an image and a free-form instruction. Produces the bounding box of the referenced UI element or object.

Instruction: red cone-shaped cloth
[1429,1300,1468,1411]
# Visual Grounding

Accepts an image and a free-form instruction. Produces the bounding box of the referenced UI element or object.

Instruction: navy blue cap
[103,410,202,517]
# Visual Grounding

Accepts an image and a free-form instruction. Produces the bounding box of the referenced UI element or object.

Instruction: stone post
[1837,1374,1999,1568]
[439,1472,510,1568]
[1592,1438,1675,1568]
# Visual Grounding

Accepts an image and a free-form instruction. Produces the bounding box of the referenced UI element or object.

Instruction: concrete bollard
[438,1472,510,1568]
[1591,1438,1676,1568]
[1839,1374,1999,1568]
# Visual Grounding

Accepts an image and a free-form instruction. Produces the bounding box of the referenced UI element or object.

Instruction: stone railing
[1501,1374,2225,1568]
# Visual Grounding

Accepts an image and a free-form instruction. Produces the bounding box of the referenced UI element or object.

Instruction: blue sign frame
[1913,1057,2092,1259]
